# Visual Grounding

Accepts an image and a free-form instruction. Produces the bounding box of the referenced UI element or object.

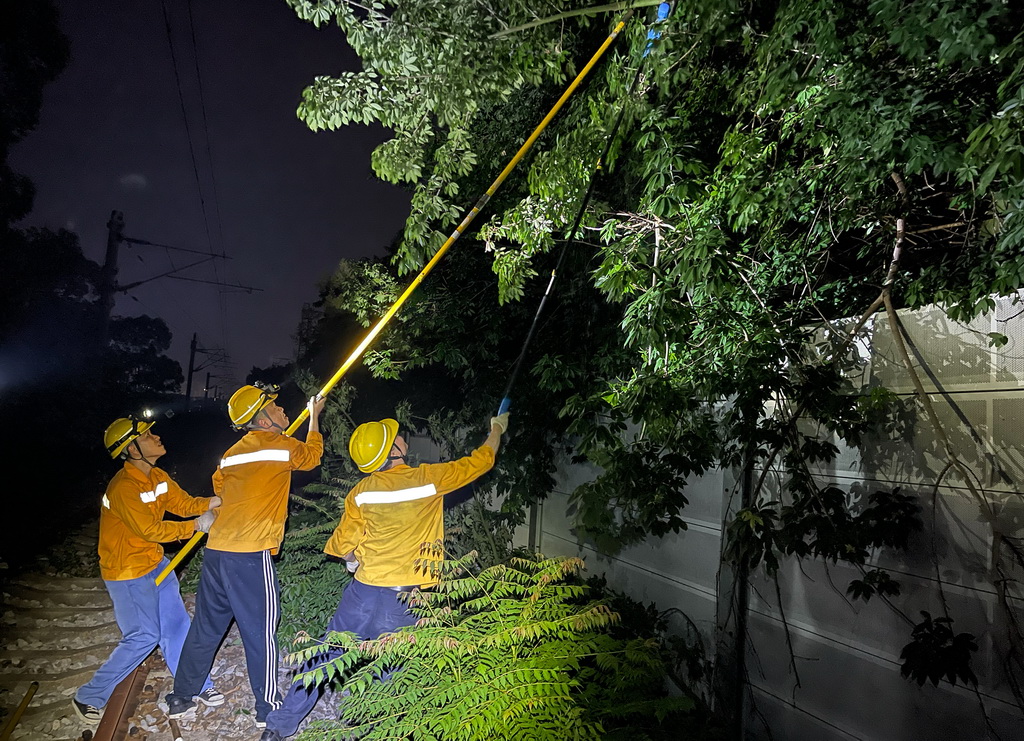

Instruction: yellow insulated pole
[283,11,633,437]
[0,681,37,740]
[156,13,632,586]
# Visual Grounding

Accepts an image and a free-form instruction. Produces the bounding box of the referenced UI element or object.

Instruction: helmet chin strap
[385,441,406,465]
[127,441,157,470]
[255,409,284,432]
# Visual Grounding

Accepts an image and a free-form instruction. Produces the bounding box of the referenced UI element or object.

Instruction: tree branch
[489,0,665,39]
[907,222,966,235]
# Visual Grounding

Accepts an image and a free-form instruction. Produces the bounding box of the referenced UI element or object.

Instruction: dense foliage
[289,552,704,741]
[289,0,1023,541]
[283,0,1024,728]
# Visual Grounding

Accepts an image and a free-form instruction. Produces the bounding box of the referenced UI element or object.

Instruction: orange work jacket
[206,429,323,554]
[324,444,495,588]
[99,463,210,581]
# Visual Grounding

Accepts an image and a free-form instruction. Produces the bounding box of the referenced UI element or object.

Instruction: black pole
[498,62,647,416]
[98,210,124,349]
[185,333,197,402]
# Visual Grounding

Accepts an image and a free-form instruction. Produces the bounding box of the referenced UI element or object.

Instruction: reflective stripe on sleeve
[220,449,291,468]
[354,483,437,506]
[102,495,111,509]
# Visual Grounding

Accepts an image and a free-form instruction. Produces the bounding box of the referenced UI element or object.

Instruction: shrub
[289,551,700,740]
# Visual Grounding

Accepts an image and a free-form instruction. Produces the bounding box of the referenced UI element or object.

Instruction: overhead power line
[159,0,217,257]
[165,274,262,293]
[185,0,226,259]
[115,225,259,294]
[122,235,228,258]
[160,0,232,357]
[117,256,215,292]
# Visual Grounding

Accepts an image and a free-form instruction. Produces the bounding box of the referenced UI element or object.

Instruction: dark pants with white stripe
[265,579,417,737]
[171,549,281,721]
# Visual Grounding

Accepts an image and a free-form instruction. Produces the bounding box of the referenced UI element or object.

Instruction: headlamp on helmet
[104,415,155,459]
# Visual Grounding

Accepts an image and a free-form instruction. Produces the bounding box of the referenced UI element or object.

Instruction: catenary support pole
[155,12,634,586]
[97,211,124,349]
[185,333,198,403]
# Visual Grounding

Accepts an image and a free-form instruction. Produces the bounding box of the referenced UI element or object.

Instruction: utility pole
[93,210,255,403]
[185,336,231,403]
[185,333,198,402]
[97,210,125,349]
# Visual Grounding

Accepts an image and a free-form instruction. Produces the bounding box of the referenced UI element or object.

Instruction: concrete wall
[530,459,726,640]
[519,295,1024,740]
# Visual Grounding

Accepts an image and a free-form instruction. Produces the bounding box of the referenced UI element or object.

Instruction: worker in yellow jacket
[168,383,325,728]
[260,412,508,740]
[72,416,222,724]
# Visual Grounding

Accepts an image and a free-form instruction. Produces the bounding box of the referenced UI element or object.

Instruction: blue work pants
[76,559,213,708]
[265,578,417,737]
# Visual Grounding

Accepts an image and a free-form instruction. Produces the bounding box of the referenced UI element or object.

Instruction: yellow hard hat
[104,416,154,459]
[349,418,400,473]
[227,383,279,430]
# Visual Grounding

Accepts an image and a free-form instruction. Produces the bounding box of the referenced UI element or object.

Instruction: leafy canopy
[288,0,1023,703]
[289,0,1022,549]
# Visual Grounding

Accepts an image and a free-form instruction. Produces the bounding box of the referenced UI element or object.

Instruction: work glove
[194,510,216,533]
[345,559,360,573]
[307,394,325,417]
[490,412,510,434]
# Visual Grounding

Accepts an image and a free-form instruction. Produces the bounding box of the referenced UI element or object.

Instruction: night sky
[10,0,410,393]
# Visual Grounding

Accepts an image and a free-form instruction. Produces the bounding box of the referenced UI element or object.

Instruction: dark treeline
[0,2,186,567]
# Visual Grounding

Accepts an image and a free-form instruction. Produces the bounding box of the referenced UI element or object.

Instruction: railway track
[1,526,339,740]
[1,550,115,741]
[0,527,259,741]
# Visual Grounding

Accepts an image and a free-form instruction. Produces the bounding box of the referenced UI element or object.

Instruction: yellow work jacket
[207,429,323,554]
[99,463,210,581]
[324,444,496,588]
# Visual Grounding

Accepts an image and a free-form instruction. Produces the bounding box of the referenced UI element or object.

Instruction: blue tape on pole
[498,397,512,415]
[643,2,672,58]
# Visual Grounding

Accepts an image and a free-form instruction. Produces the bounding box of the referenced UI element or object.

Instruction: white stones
[5,530,353,741]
